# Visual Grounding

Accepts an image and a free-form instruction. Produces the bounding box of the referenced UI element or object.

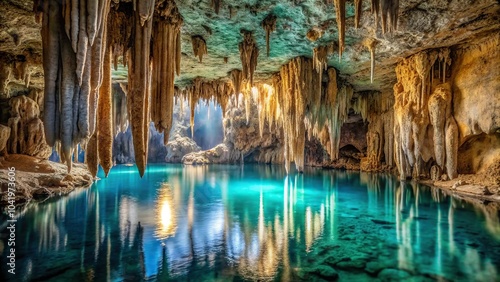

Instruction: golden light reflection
[155,184,177,240]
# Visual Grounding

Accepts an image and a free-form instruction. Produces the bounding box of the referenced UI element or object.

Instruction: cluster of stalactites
[372,0,399,34]
[261,13,277,57]
[393,48,457,181]
[313,43,335,94]
[191,35,208,63]
[177,78,233,137]
[151,0,183,146]
[328,0,399,60]
[239,30,259,85]
[211,0,221,14]
[34,0,111,173]
[127,0,156,177]
[255,57,353,173]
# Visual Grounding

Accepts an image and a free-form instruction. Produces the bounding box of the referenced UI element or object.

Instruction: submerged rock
[378,268,411,281]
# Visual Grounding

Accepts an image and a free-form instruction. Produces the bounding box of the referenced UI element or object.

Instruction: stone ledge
[0,154,93,205]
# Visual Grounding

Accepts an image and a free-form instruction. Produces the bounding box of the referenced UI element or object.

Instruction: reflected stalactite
[9,167,500,281]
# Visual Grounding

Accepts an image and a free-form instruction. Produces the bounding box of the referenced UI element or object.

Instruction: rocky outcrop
[6,95,51,159]
[113,96,203,164]
[0,154,93,204]
[0,124,10,155]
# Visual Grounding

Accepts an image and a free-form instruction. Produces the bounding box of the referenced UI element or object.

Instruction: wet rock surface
[0,154,93,204]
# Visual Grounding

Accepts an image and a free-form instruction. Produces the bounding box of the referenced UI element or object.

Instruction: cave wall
[452,34,500,181]
[364,32,500,182]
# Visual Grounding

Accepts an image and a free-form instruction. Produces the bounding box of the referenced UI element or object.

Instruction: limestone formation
[394,48,458,180]
[127,0,155,177]
[151,0,183,146]
[191,35,208,63]
[239,30,259,85]
[0,0,497,192]
[261,13,277,57]
[364,38,379,84]
[0,125,11,156]
[34,0,111,172]
[6,95,51,159]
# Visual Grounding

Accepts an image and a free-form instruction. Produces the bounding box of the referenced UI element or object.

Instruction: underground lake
[1,164,499,281]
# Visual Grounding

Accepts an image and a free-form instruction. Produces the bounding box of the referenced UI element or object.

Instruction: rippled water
[1,164,500,281]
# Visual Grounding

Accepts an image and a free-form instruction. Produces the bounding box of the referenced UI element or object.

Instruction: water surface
[1,164,500,281]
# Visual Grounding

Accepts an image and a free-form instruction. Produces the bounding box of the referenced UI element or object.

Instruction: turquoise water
[1,164,500,281]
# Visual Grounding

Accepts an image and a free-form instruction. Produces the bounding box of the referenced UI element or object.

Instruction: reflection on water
[155,185,177,240]
[1,164,500,281]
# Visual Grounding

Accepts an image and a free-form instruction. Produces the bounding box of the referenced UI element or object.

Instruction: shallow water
[1,164,500,281]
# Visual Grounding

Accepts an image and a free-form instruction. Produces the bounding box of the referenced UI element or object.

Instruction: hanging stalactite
[151,0,183,146]
[230,69,243,95]
[97,44,113,176]
[239,30,259,85]
[363,38,379,83]
[333,0,346,59]
[34,0,111,173]
[180,78,233,137]
[127,0,155,177]
[261,13,277,57]
[191,35,208,63]
[354,0,363,29]
[211,0,221,14]
[313,44,334,95]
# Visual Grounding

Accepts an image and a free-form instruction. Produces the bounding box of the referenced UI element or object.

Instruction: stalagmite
[191,35,208,63]
[428,84,449,170]
[445,117,458,180]
[151,0,183,145]
[333,0,345,59]
[261,13,277,57]
[239,30,259,85]
[364,38,379,83]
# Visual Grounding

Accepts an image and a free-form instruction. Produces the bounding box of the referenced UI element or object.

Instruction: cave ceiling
[1,0,499,93]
